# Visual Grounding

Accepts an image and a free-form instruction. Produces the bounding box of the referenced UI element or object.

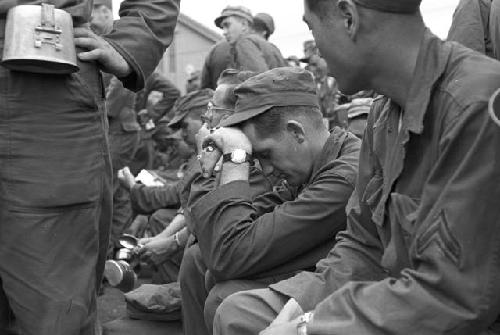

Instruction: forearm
[104,0,180,90]
[130,183,181,214]
[156,213,186,238]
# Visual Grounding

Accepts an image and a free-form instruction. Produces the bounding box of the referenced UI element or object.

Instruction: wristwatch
[297,312,314,335]
[222,149,252,164]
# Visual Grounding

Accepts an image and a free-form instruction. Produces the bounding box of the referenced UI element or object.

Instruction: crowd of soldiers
[0,0,500,334]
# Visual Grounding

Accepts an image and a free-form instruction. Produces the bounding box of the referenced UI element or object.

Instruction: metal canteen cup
[104,260,137,293]
[2,4,79,74]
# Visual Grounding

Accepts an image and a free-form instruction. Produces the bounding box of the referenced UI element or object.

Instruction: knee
[212,291,248,335]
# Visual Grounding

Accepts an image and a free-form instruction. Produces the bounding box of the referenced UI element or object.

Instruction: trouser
[149,208,181,284]
[108,130,140,252]
[179,244,274,335]
[213,288,288,335]
[0,58,112,335]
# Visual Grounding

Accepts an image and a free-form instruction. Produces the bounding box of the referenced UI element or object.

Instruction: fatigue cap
[254,13,275,35]
[215,6,253,28]
[168,89,213,128]
[220,67,320,127]
[353,0,421,13]
[93,0,112,9]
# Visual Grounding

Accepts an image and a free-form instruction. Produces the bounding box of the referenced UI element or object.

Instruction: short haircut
[253,20,270,39]
[244,105,325,139]
[305,0,337,18]
[217,69,257,108]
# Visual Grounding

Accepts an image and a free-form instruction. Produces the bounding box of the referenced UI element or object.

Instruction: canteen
[104,260,138,293]
[2,4,79,74]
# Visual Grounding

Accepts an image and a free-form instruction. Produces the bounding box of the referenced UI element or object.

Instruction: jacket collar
[403,29,452,134]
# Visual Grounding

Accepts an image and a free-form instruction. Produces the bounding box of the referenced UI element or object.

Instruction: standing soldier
[0,0,180,334]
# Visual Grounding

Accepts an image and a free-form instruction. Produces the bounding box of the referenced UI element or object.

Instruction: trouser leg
[0,61,109,335]
[179,244,209,335]
[204,280,269,335]
[108,131,140,253]
[213,288,288,335]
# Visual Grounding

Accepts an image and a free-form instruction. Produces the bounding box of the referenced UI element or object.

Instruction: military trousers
[179,244,273,335]
[0,60,112,335]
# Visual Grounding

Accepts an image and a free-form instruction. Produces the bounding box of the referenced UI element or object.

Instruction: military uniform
[448,0,500,60]
[181,68,360,335]
[214,29,500,335]
[106,76,141,253]
[201,6,286,90]
[131,73,180,174]
[0,1,180,334]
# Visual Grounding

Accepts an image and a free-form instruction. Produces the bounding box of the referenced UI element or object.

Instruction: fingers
[73,27,94,38]
[77,49,103,61]
[270,299,304,326]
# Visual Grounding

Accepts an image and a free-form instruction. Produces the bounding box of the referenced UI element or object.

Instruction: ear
[286,120,306,144]
[337,0,360,41]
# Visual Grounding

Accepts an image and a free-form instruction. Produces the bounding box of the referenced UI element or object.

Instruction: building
[157,13,223,94]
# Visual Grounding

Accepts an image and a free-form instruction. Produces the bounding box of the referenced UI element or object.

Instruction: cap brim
[218,105,273,127]
[214,15,226,28]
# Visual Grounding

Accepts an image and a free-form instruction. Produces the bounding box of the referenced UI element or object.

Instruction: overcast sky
[113,0,460,57]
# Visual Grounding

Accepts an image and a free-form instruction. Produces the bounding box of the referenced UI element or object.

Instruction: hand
[195,124,212,154]
[74,27,132,78]
[270,299,304,327]
[138,236,178,266]
[138,237,154,246]
[202,127,252,155]
[259,319,301,335]
[199,127,252,177]
[117,167,136,191]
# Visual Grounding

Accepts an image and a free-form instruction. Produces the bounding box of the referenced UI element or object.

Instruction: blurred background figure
[130,73,181,174]
[186,70,202,93]
[447,0,500,60]
[91,0,114,35]
[201,6,286,90]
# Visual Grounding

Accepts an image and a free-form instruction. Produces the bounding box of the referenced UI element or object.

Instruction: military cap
[168,89,213,128]
[215,6,253,28]
[253,13,275,35]
[353,0,421,13]
[93,0,112,9]
[220,67,320,127]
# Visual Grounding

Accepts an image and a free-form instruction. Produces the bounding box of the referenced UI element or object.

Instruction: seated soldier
[214,0,500,334]
[182,67,361,335]
[119,89,214,283]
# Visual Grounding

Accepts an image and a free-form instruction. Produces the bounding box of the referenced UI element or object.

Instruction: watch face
[232,149,247,164]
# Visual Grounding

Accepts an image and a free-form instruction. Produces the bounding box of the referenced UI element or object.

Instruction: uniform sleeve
[306,101,500,334]
[490,0,500,60]
[201,49,215,90]
[146,76,181,123]
[447,0,487,54]
[189,162,357,281]
[103,0,180,91]
[232,38,269,73]
[130,183,182,214]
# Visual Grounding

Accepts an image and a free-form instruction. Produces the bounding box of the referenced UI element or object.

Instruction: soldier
[0,0,180,334]
[201,6,286,90]
[214,0,500,334]
[187,67,360,335]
